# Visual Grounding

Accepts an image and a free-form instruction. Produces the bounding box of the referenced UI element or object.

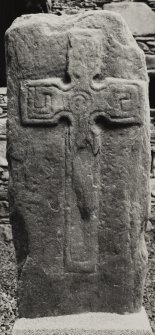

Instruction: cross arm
[20,79,74,126]
[90,78,147,126]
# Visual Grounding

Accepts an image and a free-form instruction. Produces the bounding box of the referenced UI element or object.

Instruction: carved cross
[20,30,144,273]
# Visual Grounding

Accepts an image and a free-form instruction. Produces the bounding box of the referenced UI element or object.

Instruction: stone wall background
[136,37,155,55]
[50,0,155,11]
[0,88,8,225]
[0,88,17,335]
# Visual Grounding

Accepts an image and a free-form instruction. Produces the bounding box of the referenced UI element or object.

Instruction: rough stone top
[6,10,147,83]
[7,10,130,31]
[104,2,155,36]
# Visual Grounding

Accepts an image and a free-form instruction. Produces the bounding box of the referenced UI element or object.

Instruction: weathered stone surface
[12,308,153,335]
[6,11,150,317]
[104,3,155,36]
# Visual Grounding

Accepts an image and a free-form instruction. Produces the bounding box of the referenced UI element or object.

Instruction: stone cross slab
[6,12,150,317]
[20,30,144,273]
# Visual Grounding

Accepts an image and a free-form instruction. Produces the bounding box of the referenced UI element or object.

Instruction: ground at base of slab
[12,307,153,335]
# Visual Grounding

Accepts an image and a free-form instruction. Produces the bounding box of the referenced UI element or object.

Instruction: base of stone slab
[12,307,153,335]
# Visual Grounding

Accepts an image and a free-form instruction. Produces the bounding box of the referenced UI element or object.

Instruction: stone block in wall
[104,2,155,36]
[135,37,155,55]
[137,41,150,54]
[0,117,7,140]
[146,55,155,70]
[146,0,155,12]
[0,140,7,167]
[0,201,9,218]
